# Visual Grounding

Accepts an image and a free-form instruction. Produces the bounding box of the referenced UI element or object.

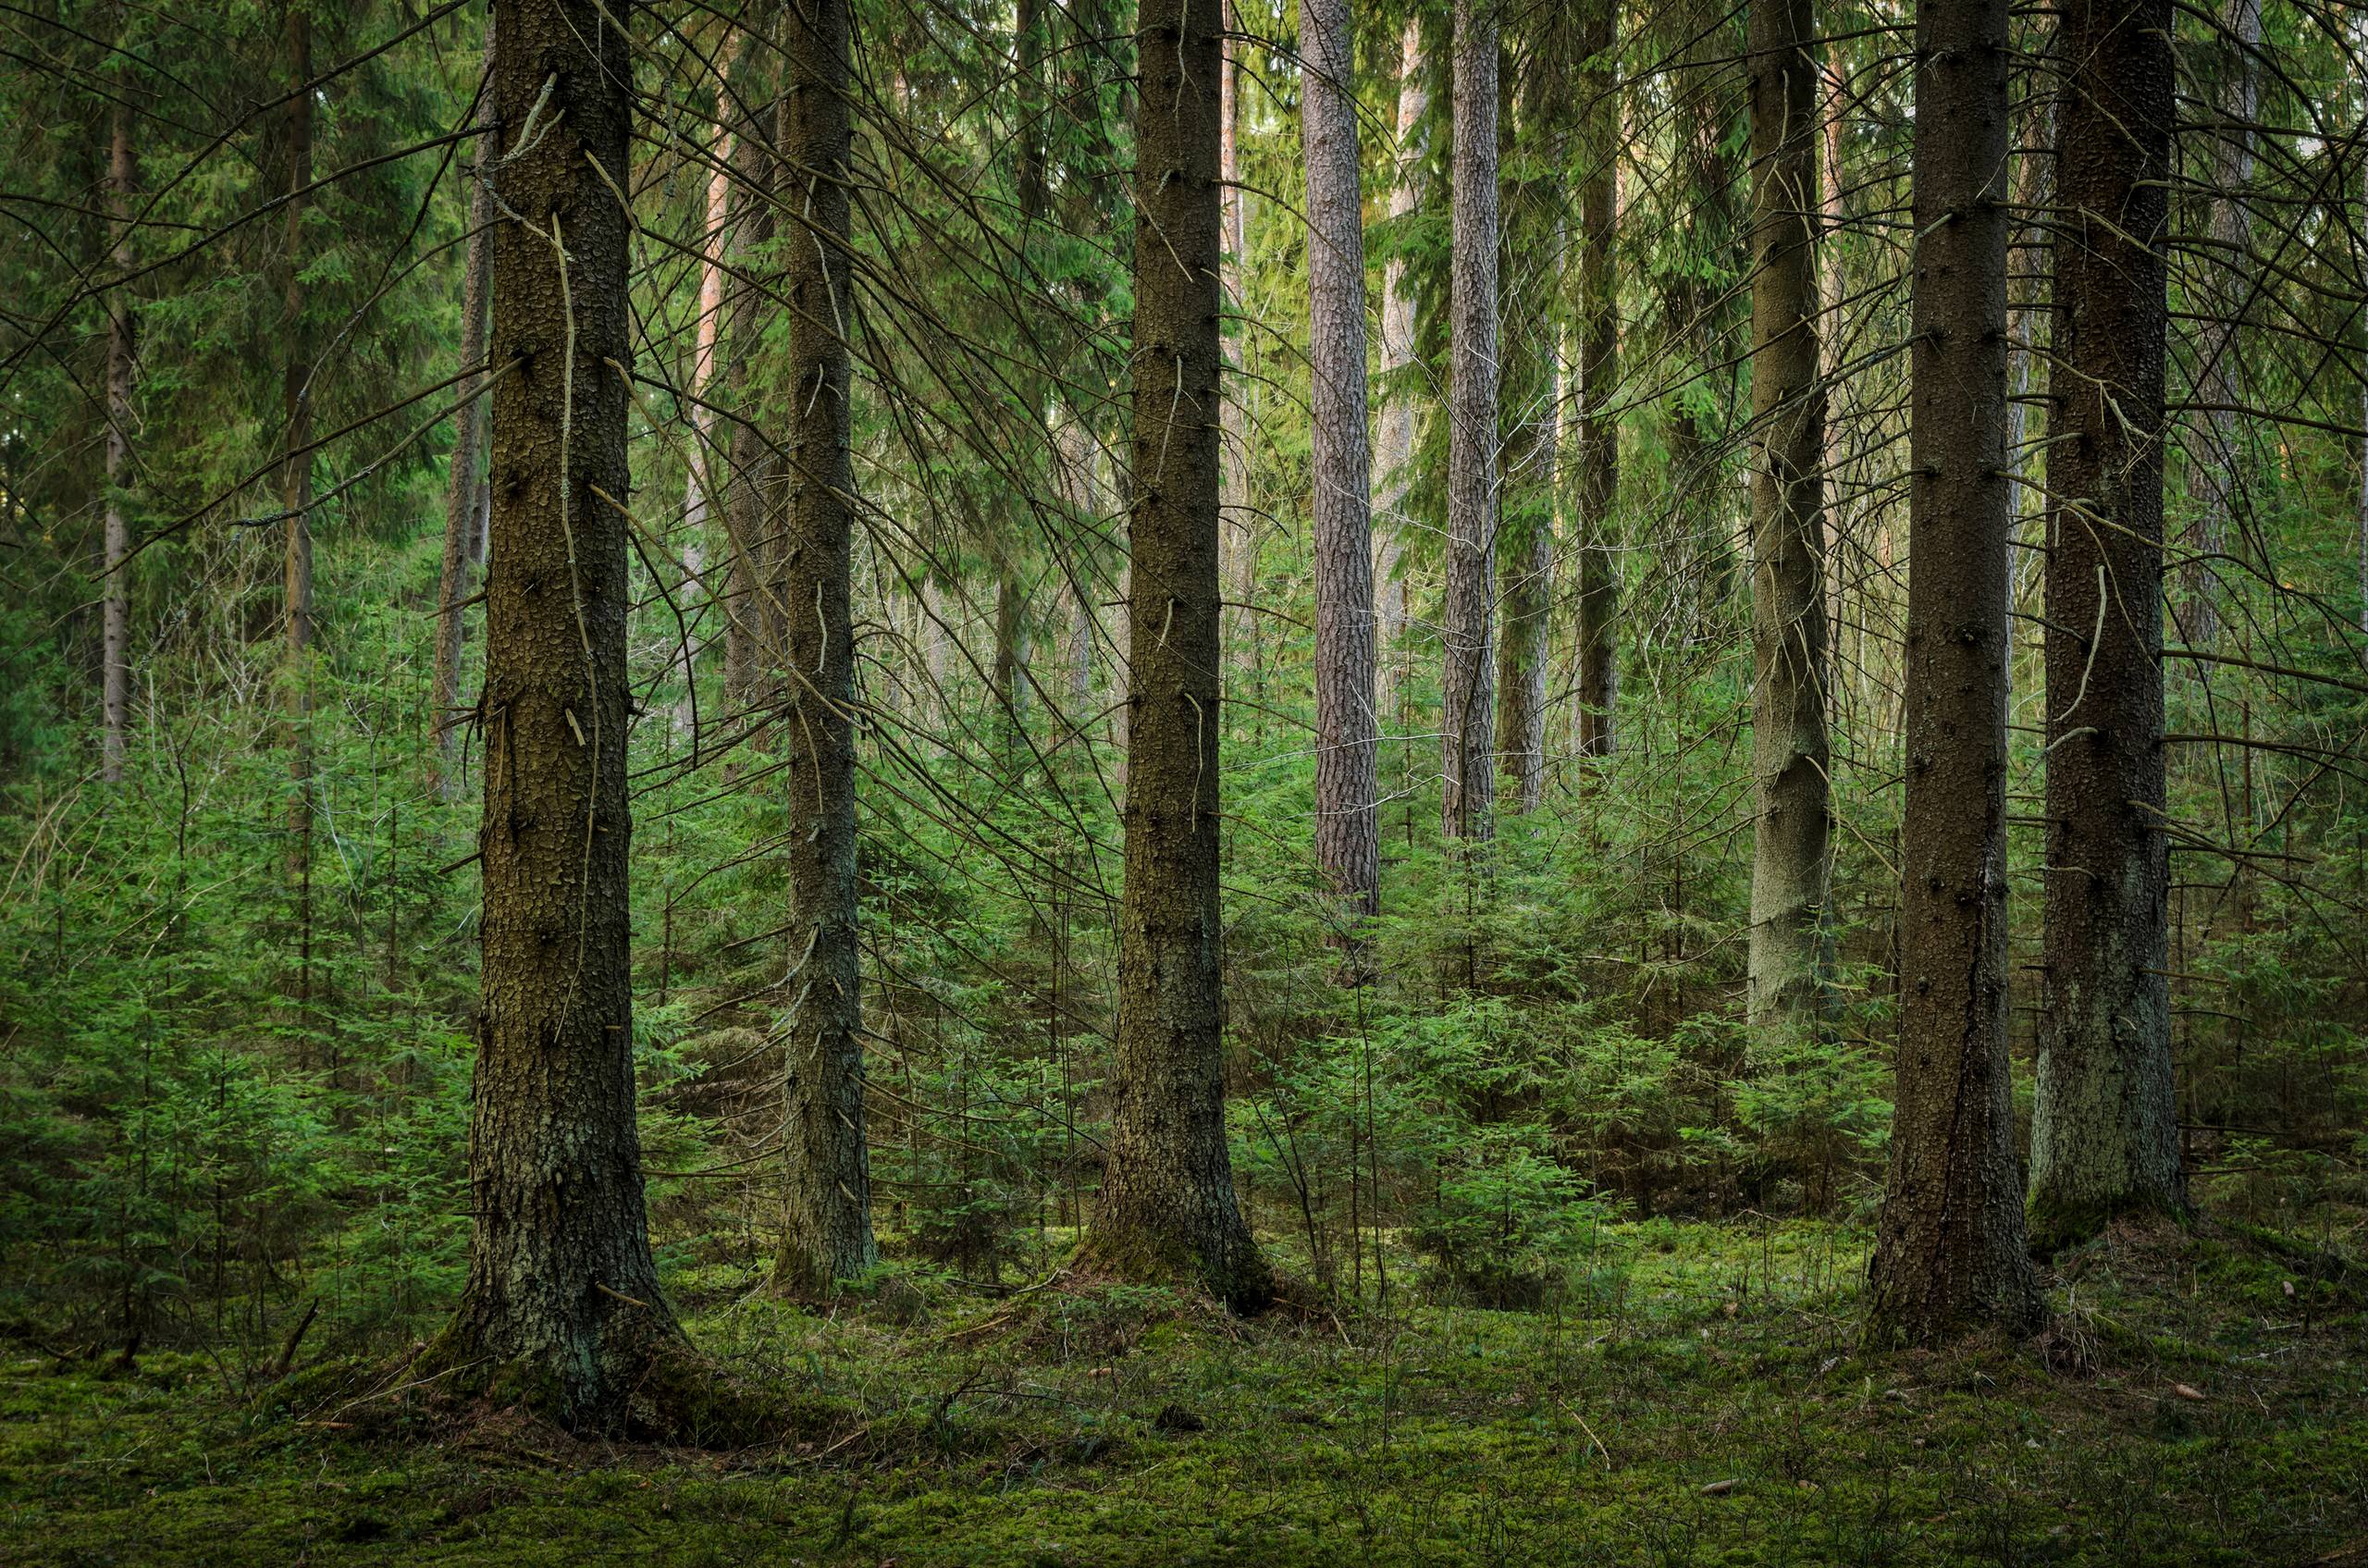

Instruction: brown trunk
[1373,17,1425,722]
[1744,0,1832,1028]
[2029,0,2184,1245]
[432,15,497,797]
[1866,0,2042,1348]
[722,43,780,721]
[672,29,742,746]
[1077,0,1269,1311]
[442,0,682,1426]
[1439,0,1499,841]
[1300,0,1379,918]
[101,93,134,784]
[1572,0,1619,760]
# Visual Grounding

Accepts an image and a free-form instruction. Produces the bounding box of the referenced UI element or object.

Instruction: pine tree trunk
[1866,0,2042,1348]
[432,16,497,798]
[1572,0,1619,760]
[1217,9,1252,670]
[1373,17,1424,722]
[2186,0,2259,648]
[444,0,682,1425]
[672,29,740,747]
[722,48,779,722]
[1078,0,1269,1312]
[2029,0,2184,1246]
[1439,0,1498,841]
[771,0,876,1296]
[1744,0,1832,1030]
[1300,0,1379,919]
[101,94,134,784]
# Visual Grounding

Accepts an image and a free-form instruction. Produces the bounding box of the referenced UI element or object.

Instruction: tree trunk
[722,46,779,722]
[1439,0,1498,841]
[443,0,682,1426]
[1495,375,1552,815]
[1218,8,1253,670]
[2185,0,2259,648]
[1078,0,1269,1312]
[1572,0,1619,760]
[1300,0,1379,919]
[1373,17,1424,722]
[432,16,497,797]
[101,93,134,784]
[1744,0,1832,1030]
[281,5,315,1012]
[672,29,741,746]
[2028,0,2184,1246]
[771,0,876,1296]
[1866,0,2042,1348]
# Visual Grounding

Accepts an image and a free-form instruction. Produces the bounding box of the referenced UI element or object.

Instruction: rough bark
[1374,16,1424,722]
[101,93,134,784]
[771,0,876,1296]
[1572,0,1619,759]
[2185,0,2259,648]
[1300,0,1379,918]
[2029,0,2185,1245]
[1865,0,2042,1348]
[432,16,497,797]
[1439,0,1499,841]
[443,0,682,1426]
[1744,0,1832,1030]
[1077,0,1270,1312]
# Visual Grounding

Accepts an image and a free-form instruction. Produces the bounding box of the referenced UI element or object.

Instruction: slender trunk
[432,16,497,797]
[1572,0,1619,759]
[1495,369,1553,815]
[101,95,134,784]
[1301,0,1379,918]
[1744,0,1832,1029]
[2029,0,2184,1245]
[993,568,1030,730]
[1218,8,1252,668]
[2185,0,2259,647]
[1079,0,1269,1311]
[722,47,779,721]
[1374,17,1424,721]
[444,0,681,1426]
[1439,0,1499,841]
[1866,0,2042,1348]
[280,6,315,1019]
[1056,409,1104,709]
[672,30,740,745]
[771,0,876,1296]
[2003,76,2055,675]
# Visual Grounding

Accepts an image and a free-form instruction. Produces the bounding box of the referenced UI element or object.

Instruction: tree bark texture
[1300,0,1379,918]
[1439,0,1498,841]
[449,0,682,1424]
[1572,0,1619,760]
[1745,0,1832,1030]
[1373,17,1424,722]
[433,15,498,797]
[1866,0,2042,1348]
[672,29,739,745]
[2029,0,2185,1244]
[101,93,134,784]
[1079,0,1270,1312]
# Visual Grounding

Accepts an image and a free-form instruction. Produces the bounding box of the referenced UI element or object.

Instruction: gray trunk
[721,49,780,721]
[672,40,738,746]
[1439,0,1499,841]
[1373,17,1425,722]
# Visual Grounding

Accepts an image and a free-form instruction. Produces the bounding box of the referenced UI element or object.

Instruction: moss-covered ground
[6,1216,2364,1566]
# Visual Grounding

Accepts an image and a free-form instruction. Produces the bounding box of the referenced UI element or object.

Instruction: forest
[2,0,2366,1561]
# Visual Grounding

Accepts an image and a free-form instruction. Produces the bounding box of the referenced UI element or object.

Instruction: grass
[6,1215,2365,1566]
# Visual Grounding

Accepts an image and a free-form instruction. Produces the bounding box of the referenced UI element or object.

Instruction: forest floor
[6,1215,2365,1567]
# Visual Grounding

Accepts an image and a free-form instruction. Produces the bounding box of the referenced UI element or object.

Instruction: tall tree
[432,17,497,796]
[721,38,779,720]
[1373,17,1425,722]
[438,0,683,1424]
[1865,0,2043,1347]
[2186,0,2261,647]
[670,27,740,745]
[100,85,134,784]
[1300,0,1379,920]
[1572,0,1619,759]
[1218,5,1252,670]
[2028,0,2184,1243]
[1744,0,1832,1029]
[280,2,316,1010]
[1440,0,1499,840]
[1078,0,1270,1311]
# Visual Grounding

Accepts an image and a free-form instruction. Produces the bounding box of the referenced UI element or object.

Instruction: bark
[993,567,1030,733]
[721,43,780,719]
[1744,0,1832,1030]
[432,16,497,797]
[1078,0,1269,1312]
[1300,0,1379,917]
[1374,17,1424,722]
[1572,0,1619,759]
[101,93,134,784]
[2003,77,2055,670]
[444,0,682,1426]
[1218,9,1253,667]
[2029,0,2184,1245]
[2185,0,2259,647]
[1439,0,1499,841]
[672,30,741,745]
[1494,378,1552,815]
[1865,0,2042,1348]
[771,0,876,1296]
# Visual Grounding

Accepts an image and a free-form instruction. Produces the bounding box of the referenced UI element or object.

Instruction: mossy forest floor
[7,1216,2366,1566]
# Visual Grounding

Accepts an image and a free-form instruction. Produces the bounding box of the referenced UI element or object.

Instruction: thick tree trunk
[432,18,497,797]
[1744,0,1832,1030]
[1439,0,1498,841]
[1373,17,1424,722]
[101,96,134,784]
[2029,0,2184,1245]
[1572,0,1619,760]
[1866,0,2042,1348]
[1300,0,1379,919]
[771,0,876,1296]
[1078,0,1269,1312]
[2185,0,2259,648]
[444,0,682,1426]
